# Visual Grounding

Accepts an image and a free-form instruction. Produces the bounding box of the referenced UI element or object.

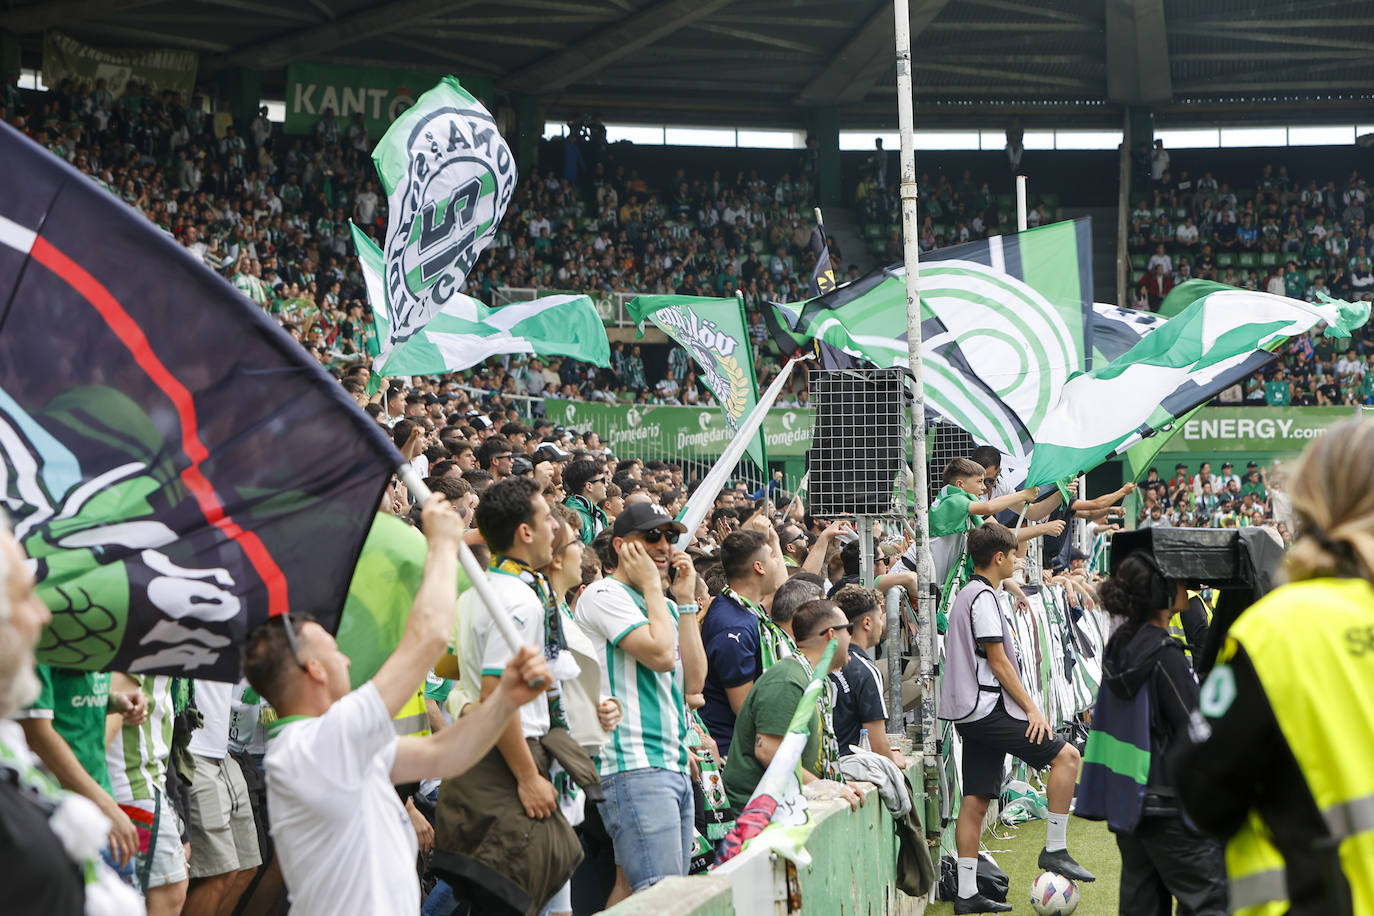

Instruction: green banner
[42,31,197,100]
[547,399,815,459]
[626,295,767,472]
[284,62,494,139]
[1160,406,1354,455]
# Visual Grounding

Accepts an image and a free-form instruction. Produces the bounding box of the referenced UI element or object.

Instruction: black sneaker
[1038,846,1096,882]
[954,893,1013,914]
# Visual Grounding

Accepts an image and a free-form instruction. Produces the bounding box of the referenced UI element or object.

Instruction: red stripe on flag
[29,236,290,616]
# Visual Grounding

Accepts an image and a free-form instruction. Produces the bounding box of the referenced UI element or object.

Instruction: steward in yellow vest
[1179,577,1374,915]
[1167,590,1213,663]
[1178,419,1374,916]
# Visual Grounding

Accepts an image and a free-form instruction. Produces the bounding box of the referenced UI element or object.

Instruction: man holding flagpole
[241,496,550,916]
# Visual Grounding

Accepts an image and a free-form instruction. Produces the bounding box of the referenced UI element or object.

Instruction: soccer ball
[1029,870,1080,915]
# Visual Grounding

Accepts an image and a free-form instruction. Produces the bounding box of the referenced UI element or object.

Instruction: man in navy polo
[699,528,790,755]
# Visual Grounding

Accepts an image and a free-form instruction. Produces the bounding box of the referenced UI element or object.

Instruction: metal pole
[885,586,904,735]
[1016,174,1029,232]
[894,0,938,797]
[1015,175,1043,588]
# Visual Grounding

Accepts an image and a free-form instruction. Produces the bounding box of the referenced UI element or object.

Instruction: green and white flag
[371,76,517,358]
[353,224,608,380]
[1024,282,1371,487]
[768,220,1095,469]
[627,295,767,472]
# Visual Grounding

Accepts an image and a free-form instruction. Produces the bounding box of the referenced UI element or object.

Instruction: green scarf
[490,554,568,731]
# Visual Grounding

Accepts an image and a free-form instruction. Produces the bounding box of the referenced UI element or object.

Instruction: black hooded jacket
[1101,622,1199,790]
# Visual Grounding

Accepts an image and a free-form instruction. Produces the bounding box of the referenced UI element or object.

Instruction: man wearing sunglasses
[721,598,861,813]
[241,496,550,916]
[575,502,706,896]
[562,459,609,545]
[475,436,517,482]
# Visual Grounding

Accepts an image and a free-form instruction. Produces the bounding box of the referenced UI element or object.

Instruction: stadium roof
[4,0,1372,127]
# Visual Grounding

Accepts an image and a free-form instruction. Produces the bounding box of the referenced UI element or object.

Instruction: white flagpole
[675,357,799,550]
[1015,175,1044,585]
[396,464,544,686]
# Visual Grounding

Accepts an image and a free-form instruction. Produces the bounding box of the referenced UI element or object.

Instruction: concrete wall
[603,776,928,916]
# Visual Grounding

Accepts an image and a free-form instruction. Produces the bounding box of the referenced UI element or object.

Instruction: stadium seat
[1174,207,1188,220]
[1307,268,1324,283]
[1040,192,1061,211]
[1216,252,1236,268]
[996,193,1013,212]
[1130,253,1148,270]
[1238,252,1258,268]
[1259,252,1279,268]
[865,224,882,239]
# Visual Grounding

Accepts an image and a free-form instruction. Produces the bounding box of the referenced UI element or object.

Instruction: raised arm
[391,647,549,785]
[970,487,1038,517]
[372,496,464,716]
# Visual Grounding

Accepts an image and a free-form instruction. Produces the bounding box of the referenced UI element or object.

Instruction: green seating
[1130,253,1148,269]
[1259,251,1279,267]
[1238,252,1258,268]
[1216,252,1236,268]
[864,223,882,239]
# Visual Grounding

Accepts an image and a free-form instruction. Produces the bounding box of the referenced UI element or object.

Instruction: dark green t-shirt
[1264,380,1291,406]
[723,657,822,811]
[28,667,113,794]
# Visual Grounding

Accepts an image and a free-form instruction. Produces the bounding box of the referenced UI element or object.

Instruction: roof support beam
[0,0,161,33]
[1106,0,1172,103]
[216,0,484,70]
[503,0,737,94]
[798,0,949,105]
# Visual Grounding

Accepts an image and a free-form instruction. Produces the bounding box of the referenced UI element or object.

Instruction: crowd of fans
[1134,459,1292,536]
[1,75,833,409]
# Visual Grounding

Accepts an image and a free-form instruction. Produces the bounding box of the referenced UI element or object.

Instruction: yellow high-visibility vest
[392,685,430,738]
[1226,577,1374,913]
[1226,811,1288,916]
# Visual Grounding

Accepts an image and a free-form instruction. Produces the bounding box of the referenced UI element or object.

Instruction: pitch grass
[925,817,1123,914]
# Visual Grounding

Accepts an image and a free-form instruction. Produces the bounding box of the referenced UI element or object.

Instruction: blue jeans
[596,768,693,893]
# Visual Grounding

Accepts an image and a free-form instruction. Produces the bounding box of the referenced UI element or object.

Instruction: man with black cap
[1216,460,1239,491]
[574,503,706,895]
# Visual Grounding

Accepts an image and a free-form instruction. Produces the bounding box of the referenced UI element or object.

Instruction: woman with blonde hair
[1178,418,1374,916]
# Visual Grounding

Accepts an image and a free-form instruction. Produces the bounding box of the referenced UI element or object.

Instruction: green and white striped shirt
[106,675,174,805]
[575,578,688,776]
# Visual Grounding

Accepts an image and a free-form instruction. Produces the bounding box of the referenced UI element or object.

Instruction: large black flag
[0,124,403,680]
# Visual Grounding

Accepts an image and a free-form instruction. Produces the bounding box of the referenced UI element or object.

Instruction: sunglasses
[637,528,671,544]
[787,532,808,545]
[825,621,856,634]
[279,612,310,673]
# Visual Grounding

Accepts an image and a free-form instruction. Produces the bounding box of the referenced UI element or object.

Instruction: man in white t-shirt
[184,678,262,916]
[242,496,548,916]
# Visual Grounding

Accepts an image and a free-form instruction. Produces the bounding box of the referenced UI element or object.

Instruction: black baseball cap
[1221,461,1233,469]
[511,455,534,476]
[1247,460,1259,468]
[612,501,687,538]
[1175,462,1187,470]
